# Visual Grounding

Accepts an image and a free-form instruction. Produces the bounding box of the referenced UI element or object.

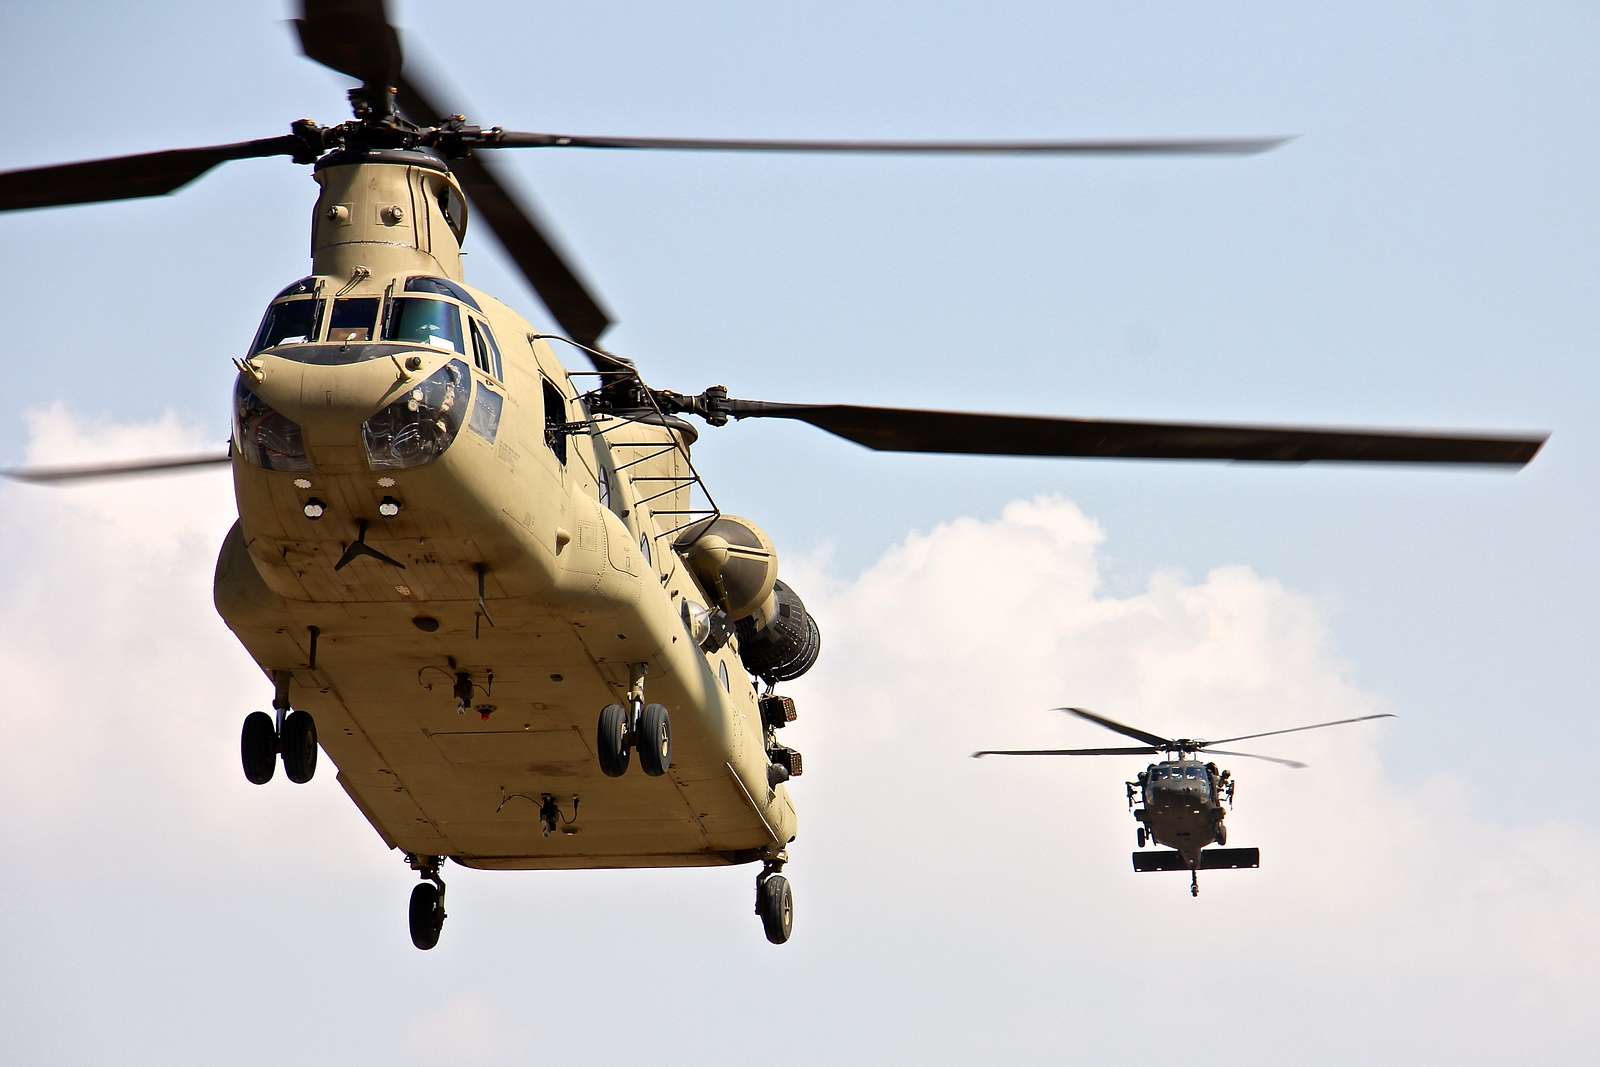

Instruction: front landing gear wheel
[241,711,277,785]
[281,710,318,784]
[409,882,445,950]
[637,703,672,777]
[758,875,794,945]
[1136,827,1146,848]
[1214,824,1227,847]
[597,703,631,777]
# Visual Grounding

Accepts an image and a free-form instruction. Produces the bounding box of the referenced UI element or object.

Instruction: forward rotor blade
[396,74,617,364]
[1,453,230,484]
[722,402,1546,466]
[1204,712,1396,747]
[972,746,1160,758]
[294,0,402,90]
[0,136,304,213]
[488,133,1292,157]
[1203,748,1309,769]
[1058,707,1173,749]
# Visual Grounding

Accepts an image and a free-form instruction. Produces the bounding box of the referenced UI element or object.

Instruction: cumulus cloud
[0,416,1591,1065]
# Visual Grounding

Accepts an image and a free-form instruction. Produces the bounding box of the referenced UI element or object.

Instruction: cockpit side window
[384,297,464,353]
[251,298,324,353]
[543,378,569,465]
[328,298,381,343]
[469,318,503,380]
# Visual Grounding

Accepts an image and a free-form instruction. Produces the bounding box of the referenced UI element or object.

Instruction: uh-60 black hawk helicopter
[975,707,1396,896]
[0,0,1543,948]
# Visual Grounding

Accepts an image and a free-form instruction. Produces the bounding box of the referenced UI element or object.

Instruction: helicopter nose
[246,351,429,425]
[238,349,459,474]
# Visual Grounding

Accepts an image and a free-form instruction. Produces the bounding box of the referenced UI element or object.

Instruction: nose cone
[249,349,426,431]
[240,346,459,475]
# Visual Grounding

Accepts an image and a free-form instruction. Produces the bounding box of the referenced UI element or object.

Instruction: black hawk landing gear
[1190,869,1200,898]
[240,670,318,784]
[407,855,447,950]
[754,857,794,945]
[595,663,671,778]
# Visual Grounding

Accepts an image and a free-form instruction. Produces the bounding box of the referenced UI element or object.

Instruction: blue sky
[2,3,1596,1061]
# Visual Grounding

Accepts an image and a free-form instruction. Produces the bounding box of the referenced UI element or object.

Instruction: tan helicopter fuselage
[214,150,796,871]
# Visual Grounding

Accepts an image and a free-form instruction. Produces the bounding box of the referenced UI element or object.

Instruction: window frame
[468,317,504,381]
[383,296,465,355]
[542,377,569,465]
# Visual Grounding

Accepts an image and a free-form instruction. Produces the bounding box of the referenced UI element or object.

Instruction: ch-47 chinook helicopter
[974,707,1395,897]
[0,0,1545,948]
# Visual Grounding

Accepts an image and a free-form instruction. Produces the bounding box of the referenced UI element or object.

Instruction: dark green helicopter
[974,707,1393,896]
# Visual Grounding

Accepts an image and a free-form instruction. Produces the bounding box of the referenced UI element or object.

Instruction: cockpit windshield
[328,298,381,343]
[384,297,464,353]
[252,299,324,352]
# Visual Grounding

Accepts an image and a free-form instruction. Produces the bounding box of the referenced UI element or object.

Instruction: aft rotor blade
[294,0,402,90]
[1,453,230,484]
[1204,712,1396,747]
[972,746,1160,758]
[488,133,1292,156]
[396,75,618,363]
[1203,748,1309,769]
[721,402,1546,466]
[0,136,304,213]
[1058,707,1173,749]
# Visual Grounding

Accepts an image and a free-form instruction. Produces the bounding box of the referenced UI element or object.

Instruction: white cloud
[0,417,1591,1065]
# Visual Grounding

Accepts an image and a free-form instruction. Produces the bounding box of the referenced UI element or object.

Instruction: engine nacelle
[735,579,822,683]
[679,515,778,620]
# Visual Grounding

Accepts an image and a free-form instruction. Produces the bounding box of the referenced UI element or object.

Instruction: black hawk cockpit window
[251,298,324,352]
[404,275,481,311]
[384,297,464,354]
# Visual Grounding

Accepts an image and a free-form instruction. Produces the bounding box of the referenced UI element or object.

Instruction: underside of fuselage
[214,509,795,871]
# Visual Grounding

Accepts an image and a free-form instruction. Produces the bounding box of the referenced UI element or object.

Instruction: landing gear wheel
[280,709,318,784]
[1136,827,1146,848]
[1190,871,1200,898]
[758,874,794,945]
[1214,824,1227,847]
[241,711,277,785]
[409,882,445,950]
[597,703,631,777]
[637,703,672,777]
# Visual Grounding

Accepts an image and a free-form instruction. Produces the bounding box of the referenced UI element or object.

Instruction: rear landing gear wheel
[280,710,318,784]
[637,703,672,777]
[409,882,445,950]
[241,711,277,785]
[597,703,631,777]
[757,874,794,945]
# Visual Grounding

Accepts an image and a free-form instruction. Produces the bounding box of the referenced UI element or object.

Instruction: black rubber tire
[1136,827,1146,848]
[409,882,444,950]
[758,875,794,945]
[241,711,277,785]
[280,710,318,784]
[637,703,672,777]
[1215,823,1228,847]
[597,703,631,778]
